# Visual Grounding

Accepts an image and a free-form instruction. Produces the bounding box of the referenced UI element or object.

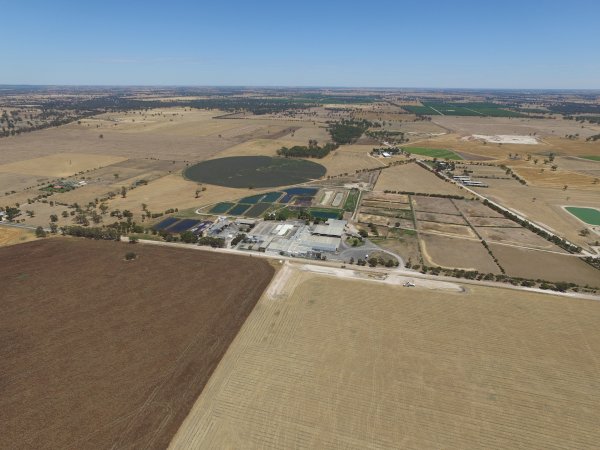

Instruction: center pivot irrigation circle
[184,156,326,188]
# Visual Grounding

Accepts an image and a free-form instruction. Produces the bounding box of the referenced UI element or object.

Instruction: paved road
[124,237,600,302]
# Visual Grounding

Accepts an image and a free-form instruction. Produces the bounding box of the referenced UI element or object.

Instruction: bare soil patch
[412,195,461,215]
[415,211,468,225]
[0,239,274,450]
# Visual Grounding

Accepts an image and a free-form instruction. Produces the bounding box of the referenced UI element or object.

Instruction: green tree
[180,231,198,243]
[35,226,47,238]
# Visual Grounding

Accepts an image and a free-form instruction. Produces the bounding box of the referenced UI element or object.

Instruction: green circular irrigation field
[184,156,326,188]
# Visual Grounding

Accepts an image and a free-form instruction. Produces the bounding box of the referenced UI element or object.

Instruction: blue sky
[2,0,599,88]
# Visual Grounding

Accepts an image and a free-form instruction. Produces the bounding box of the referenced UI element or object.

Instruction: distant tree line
[327,119,373,144]
[277,141,338,158]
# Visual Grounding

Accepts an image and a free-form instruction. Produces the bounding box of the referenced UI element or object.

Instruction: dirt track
[0,238,274,449]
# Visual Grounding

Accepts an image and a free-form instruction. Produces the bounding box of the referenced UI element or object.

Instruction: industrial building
[237,219,346,259]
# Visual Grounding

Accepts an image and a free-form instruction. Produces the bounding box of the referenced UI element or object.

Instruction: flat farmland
[376,163,465,195]
[420,234,499,272]
[318,144,384,175]
[514,167,600,190]
[363,191,410,203]
[0,238,274,450]
[471,180,600,250]
[415,211,468,225]
[490,244,600,287]
[412,195,461,215]
[0,226,35,247]
[0,153,127,177]
[171,267,600,449]
[453,198,505,218]
[372,229,421,262]
[477,226,567,251]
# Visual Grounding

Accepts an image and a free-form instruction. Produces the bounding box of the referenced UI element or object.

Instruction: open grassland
[371,229,421,263]
[0,226,35,247]
[490,244,600,288]
[471,179,600,250]
[375,163,466,195]
[421,234,499,273]
[107,174,249,217]
[171,268,600,449]
[403,146,462,160]
[477,226,567,251]
[318,144,384,175]
[0,239,274,450]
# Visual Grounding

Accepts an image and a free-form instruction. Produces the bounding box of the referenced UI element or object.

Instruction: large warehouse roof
[312,219,346,237]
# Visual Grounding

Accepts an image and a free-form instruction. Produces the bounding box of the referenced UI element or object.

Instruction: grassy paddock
[403,147,463,160]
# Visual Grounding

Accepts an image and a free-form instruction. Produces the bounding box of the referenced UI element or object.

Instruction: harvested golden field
[513,167,600,190]
[0,226,35,247]
[421,234,499,272]
[376,163,466,195]
[171,267,600,449]
[0,153,127,177]
[0,108,261,165]
[319,144,384,176]
[0,172,45,195]
[490,244,600,288]
[106,174,250,218]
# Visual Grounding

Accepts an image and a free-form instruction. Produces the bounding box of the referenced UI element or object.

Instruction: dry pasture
[0,153,127,177]
[490,243,600,287]
[420,233,499,272]
[412,195,461,215]
[0,238,274,450]
[171,267,600,449]
[419,221,476,238]
[477,226,569,252]
[0,226,35,247]
[415,211,468,225]
[376,163,465,195]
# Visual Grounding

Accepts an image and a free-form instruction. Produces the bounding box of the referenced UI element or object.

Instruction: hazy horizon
[2,0,600,89]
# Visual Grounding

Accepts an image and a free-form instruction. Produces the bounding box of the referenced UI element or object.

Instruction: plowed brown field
[0,238,274,449]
